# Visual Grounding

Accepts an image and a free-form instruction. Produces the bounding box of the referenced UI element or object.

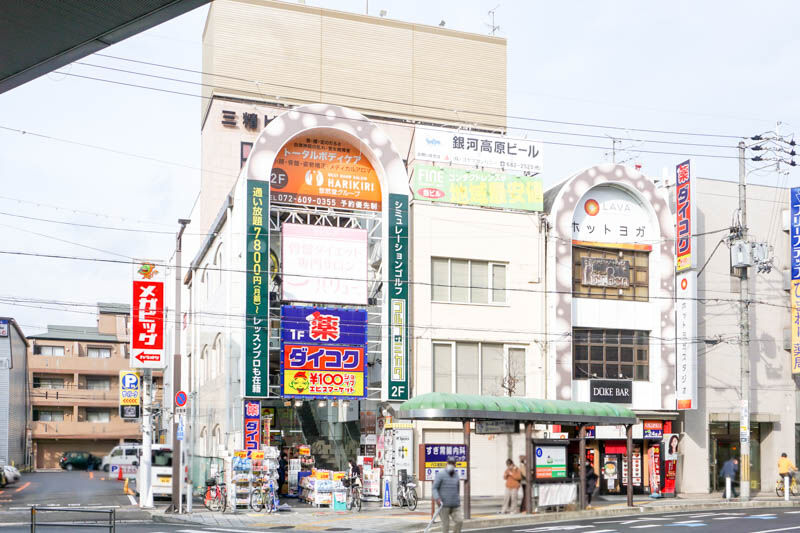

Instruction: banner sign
[246,181,269,398]
[282,369,365,397]
[283,345,365,371]
[791,188,800,373]
[119,370,141,419]
[387,194,410,401]
[131,260,166,369]
[413,126,543,175]
[244,400,261,451]
[643,420,663,439]
[676,270,698,408]
[581,257,630,288]
[663,433,679,495]
[676,160,692,271]
[572,185,656,249]
[589,379,632,403]
[534,445,567,479]
[423,444,468,481]
[280,306,367,345]
[271,136,381,212]
[411,164,543,211]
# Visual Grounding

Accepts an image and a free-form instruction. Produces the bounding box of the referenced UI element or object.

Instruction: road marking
[631,526,662,529]
[176,530,260,533]
[749,528,800,533]
[127,494,137,506]
[15,482,30,492]
[784,511,800,514]
[89,472,94,479]
[665,524,706,528]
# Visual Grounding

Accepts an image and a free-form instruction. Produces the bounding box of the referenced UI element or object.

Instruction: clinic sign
[791,187,800,374]
[119,370,140,419]
[423,444,468,481]
[246,180,269,398]
[411,164,543,211]
[131,260,166,369]
[387,194,410,401]
[413,126,543,175]
[675,160,693,272]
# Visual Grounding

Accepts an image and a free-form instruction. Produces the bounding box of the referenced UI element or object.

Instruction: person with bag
[502,458,522,513]
[585,464,598,509]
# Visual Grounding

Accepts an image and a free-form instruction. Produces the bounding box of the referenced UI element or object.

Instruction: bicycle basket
[342,478,351,488]
[205,478,217,487]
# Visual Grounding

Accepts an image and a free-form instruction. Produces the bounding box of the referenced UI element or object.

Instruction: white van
[133,445,173,498]
[101,444,140,472]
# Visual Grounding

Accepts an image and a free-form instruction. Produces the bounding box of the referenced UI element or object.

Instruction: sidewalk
[154,492,800,532]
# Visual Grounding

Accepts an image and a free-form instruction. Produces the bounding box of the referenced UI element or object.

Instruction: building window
[87,347,111,358]
[86,409,110,423]
[572,246,649,302]
[431,258,507,304]
[573,328,649,380]
[241,142,253,169]
[33,376,64,389]
[39,345,65,356]
[33,410,65,422]
[213,334,224,375]
[85,377,111,391]
[433,342,527,396]
[213,243,223,288]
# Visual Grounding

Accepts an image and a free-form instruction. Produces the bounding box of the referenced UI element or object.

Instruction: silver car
[3,465,21,484]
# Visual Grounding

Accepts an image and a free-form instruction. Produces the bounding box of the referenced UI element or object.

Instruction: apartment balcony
[31,420,140,440]
[31,389,119,407]
[29,354,133,375]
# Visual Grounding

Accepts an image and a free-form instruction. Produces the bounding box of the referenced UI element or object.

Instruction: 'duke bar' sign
[589,379,632,403]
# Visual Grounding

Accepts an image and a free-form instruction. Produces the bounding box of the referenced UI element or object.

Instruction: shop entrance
[709,422,761,492]
[599,441,644,495]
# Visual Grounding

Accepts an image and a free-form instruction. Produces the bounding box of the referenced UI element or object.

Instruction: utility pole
[170,219,190,513]
[140,371,154,508]
[737,140,751,502]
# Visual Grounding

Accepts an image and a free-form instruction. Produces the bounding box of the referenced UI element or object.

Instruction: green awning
[396,392,637,425]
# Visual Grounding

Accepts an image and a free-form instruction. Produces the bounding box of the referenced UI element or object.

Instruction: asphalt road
[0,470,134,510]
[477,507,800,532]
[1,523,263,533]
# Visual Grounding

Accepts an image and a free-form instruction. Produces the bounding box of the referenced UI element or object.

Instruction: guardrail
[30,506,115,532]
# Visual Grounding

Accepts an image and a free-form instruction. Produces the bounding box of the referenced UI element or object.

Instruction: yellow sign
[792,280,800,374]
[283,370,365,397]
[119,371,141,406]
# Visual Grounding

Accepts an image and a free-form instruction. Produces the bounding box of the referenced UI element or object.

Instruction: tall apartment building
[0,317,28,467]
[27,303,161,469]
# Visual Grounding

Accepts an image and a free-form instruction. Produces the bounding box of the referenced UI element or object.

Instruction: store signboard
[0,320,8,337]
[386,194,410,401]
[271,136,381,212]
[411,164,543,211]
[280,306,367,345]
[790,188,800,374]
[131,259,166,369]
[675,160,693,271]
[589,379,632,403]
[621,450,642,486]
[643,421,663,439]
[244,400,261,451]
[534,445,567,479]
[676,269,698,409]
[282,224,368,305]
[475,420,518,434]
[581,257,630,288]
[393,428,414,477]
[423,444,467,481]
[245,181,269,398]
[572,185,656,250]
[413,126,543,175]
[118,370,140,420]
[282,369,365,399]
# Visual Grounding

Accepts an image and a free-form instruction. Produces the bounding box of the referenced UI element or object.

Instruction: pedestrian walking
[585,464,598,508]
[518,455,527,513]
[433,458,463,533]
[720,457,739,497]
[502,458,522,513]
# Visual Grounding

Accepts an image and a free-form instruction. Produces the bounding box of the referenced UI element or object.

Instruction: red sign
[131,260,166,369]
[676,160,692,272]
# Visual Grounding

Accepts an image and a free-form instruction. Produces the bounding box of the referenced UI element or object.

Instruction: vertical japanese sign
[119,370,141,419]
[246,181,269,398]
[675,270,698,409]
[131,260,166,369]
[790,188,800,374]
[244,400,261,450]
[675,160,692,271]
[387,194,409,401]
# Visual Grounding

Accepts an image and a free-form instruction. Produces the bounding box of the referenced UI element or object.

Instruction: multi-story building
[0,317,29,468]
[27,303,161,469]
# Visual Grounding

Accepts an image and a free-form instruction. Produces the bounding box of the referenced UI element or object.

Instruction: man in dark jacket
[585,465,598,508]
[720,458,739,497]
[433,458,462,533]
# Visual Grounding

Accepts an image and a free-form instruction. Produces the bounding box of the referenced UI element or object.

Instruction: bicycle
[344,477,362,512]
[776,474,800,497]
[397,474,418,511]
[250,475,279,513]
[204,475,228,512]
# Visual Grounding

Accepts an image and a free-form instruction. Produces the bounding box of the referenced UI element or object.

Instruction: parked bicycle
[204,475,227,512]
[776,475,800,498]
[344,476,362,512]
[397,470,418,511]
[250,474,279,513]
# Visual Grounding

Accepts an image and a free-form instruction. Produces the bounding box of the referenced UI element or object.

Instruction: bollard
[786,476,791,501]
[725,477,732,500]
[30,507,35,533]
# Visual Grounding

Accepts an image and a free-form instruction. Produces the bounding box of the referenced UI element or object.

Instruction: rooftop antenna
[487,5,500,35]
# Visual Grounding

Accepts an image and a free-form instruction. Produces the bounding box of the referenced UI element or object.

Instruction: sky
[0,0,798,335]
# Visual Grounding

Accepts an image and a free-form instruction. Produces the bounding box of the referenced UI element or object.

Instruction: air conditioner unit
[730,241,752,268]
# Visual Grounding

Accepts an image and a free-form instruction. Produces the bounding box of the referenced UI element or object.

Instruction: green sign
[387,193,409,401]
[411,163,543,211]
[246,180,269,398]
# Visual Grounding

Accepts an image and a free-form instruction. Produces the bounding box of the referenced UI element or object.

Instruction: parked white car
[3,465,21,484]
[101,444,141,472]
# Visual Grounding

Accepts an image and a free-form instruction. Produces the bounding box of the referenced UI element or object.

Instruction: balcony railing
[29,354,133,373]
[31,420,141,439]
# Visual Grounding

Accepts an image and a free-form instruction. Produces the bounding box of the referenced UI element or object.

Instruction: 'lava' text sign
[131,260,166,369]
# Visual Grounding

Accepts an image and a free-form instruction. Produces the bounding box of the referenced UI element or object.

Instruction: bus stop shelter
[396,392,638,517]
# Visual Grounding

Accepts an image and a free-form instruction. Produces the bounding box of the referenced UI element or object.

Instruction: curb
[410,500,800,532]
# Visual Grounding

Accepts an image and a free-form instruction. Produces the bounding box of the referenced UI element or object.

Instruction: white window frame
[87,346,112,359]
[35,410,65,422]
[85,377,111,391]
[431,258,508,305]
[40,345,65,356]
[432,341,527,396]
[86,409,110,423]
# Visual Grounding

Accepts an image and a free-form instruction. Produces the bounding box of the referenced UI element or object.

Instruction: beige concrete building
[27,303,162,469]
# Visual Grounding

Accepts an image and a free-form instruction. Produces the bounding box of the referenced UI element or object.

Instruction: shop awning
[396,392,637,425]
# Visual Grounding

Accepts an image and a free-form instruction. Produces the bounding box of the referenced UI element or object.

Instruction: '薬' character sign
[244,400,261,451]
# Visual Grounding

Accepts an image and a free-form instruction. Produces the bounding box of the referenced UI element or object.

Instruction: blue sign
[177,418,185,442]
[792,188,800,280]
[382,477,392,508]
[281,306,367,346]
[175,390,187,407]
[423,443,468,481]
